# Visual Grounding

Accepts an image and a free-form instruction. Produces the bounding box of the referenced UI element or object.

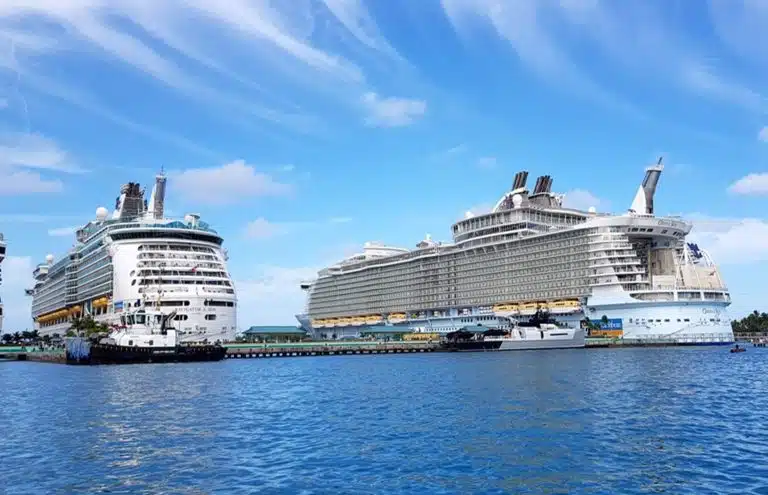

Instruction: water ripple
[1,347,767,494]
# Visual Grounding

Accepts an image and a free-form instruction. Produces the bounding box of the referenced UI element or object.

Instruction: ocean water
[1,347,766,494]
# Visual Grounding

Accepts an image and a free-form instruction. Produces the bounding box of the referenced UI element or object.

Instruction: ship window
[664,319,670,322]
[684,318,690,322]
[128,340,134,346]
[205,314,217,321]
[148,340,153,345]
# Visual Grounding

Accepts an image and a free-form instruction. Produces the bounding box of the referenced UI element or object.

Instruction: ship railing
[630,285,730,293]
[599,332,733,344]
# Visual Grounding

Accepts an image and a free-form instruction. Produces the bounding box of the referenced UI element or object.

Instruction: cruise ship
[27,174,237,342]
[0,232,5,333]
[297,161,734,344]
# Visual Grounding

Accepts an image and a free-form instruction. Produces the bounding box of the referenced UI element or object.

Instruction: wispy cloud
[0,214,66,223]
[476,156,497,169]
[245,216,352,240]
[759,127,768,142]
[361,92,427,127]
[681,64,767,111]
[244,218,292,240]
[328,216,353,224]
[0,133,83,173]
[562,189,604,211]
[440,0,767,115]
[47,226,78,237]
[728,173,768,196]
[0,170,62,195]
[462,203,493,218]
[0,0,419,140]
[0,132,74,195]
[429,143,468,163]
[170,160,292,205]
[687,213,768,265]
[445,144,467,155]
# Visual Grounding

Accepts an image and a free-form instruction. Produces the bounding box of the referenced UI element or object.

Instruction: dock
[584,337,733,348]
[1,337,743,364]
[224,341,441,358]
[0,348,66,363]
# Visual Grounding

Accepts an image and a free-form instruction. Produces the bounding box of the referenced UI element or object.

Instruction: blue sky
[0,0,767,332]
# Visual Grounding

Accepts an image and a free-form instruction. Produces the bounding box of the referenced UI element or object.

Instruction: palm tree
[69,315,110,338]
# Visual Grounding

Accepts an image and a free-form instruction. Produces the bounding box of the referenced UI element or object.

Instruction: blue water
[1,347,767,494]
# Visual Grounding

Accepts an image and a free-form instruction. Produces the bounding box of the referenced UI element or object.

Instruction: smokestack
[512,171,529,190]
[512,171,522,190]
[520,171,528,190]
[543,175,553,193]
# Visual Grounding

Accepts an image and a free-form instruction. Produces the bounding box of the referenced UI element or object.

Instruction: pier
[584,337,733,348]
[224,341,441,358]
[0,348,66,363]
[1,337,747,364]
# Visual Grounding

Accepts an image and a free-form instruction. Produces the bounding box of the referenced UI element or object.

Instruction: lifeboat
[546,299,581,314]
[518,302,540,315]
[388,312,406,323]
[365,315,383,325]
[92,297,110,308]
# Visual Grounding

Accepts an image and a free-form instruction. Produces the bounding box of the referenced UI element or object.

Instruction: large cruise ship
[0,232,5,333]
[27,174,237,342]
[297,161,734,344]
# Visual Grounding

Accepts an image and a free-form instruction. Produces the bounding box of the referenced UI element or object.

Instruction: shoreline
[0,337,742,364]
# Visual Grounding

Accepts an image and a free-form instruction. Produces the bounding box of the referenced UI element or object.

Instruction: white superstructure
[27,173,237,342]
[0,232,5,333]
[299,160,733,345]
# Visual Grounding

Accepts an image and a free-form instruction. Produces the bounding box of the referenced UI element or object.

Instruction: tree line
[1,315,111,344]
[731,311,768,334]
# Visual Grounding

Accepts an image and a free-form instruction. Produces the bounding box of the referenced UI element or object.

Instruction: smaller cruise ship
[27,173,238,342]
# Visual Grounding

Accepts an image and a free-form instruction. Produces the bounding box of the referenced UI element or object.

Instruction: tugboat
[65,307,227,365]
[442,310,585,352]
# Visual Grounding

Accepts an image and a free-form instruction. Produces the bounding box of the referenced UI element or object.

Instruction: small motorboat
[730,345,746,354]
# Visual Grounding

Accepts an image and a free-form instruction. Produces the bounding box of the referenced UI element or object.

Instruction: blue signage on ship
[597,318,623,330]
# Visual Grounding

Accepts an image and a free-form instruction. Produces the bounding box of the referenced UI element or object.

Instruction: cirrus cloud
[361,92,427,127]
[170,160,292,205]
[728,173,768,196]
